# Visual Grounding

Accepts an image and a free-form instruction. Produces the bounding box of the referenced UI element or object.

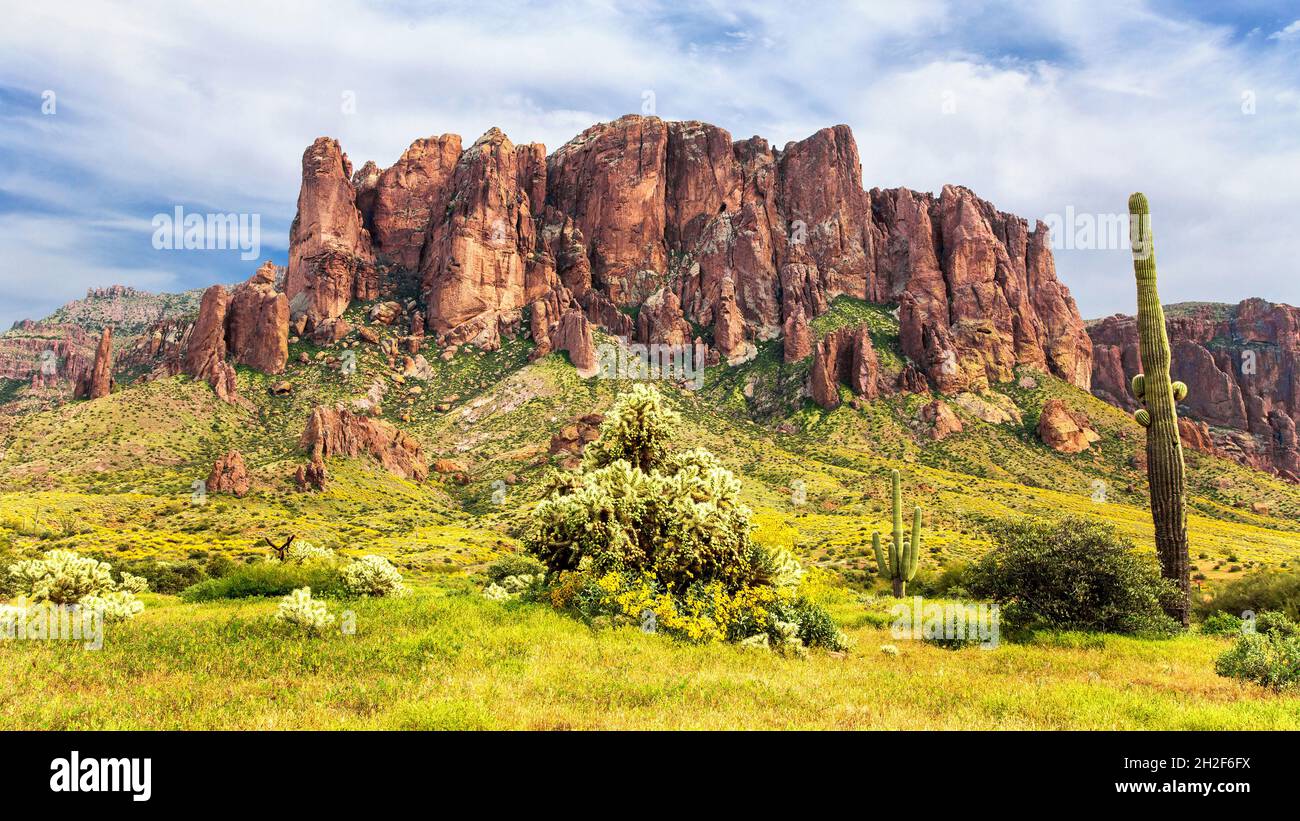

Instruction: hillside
[3,295,1297,594]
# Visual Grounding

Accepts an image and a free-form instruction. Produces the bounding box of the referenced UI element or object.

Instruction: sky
[1,0,1298,329]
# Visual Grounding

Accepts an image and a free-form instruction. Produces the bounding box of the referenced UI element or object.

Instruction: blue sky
[2,0,1299,329]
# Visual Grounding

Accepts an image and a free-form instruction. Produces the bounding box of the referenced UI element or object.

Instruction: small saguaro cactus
[872,469,922,598]
[1128,192,1191,627]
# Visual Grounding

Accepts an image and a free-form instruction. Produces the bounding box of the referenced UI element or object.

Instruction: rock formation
[183,285,238,403]
[1089,299,1299,480]
[1036,399,1100,454]
[227,262,289,374]
[299,405,428,482]
[919,399,963,440]
[286,137,375,331]
[77,327,114,399]
[810,324,881,409]
[207,450,251,497]
[285,116,1090,390]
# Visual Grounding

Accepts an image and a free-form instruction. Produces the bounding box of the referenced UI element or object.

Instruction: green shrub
[967,516,1180,636]
[1215,629,1300,690]
[1200,611,1244,637]
[1253,611,1298,638]
[909,560,972,599]
[1198,568,1300,622]
[181,561,343,602]
[95,557,220,595]
[486,554,547,585]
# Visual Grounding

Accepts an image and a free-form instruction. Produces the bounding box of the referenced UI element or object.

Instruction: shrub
[1253,611,1298,638]
[180,561,344,602]
[341,555,406,597]
[1200,611,1244,637]
[967,516,1180,636]
[6,549,145,621]
[284,541,337,564]
[525,385,759,591]
[94,557,211,594]
[1198,567,1300,622]
[275,587,335,636]
[1215,626,1300,691]
[9,550,116,604]
[486,554,547,585]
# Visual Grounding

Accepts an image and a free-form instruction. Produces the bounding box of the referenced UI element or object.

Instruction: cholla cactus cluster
[275,587,335,635]
[284,540,337,564]
[341,555,406,597]
[525,384,761,591]
[7,549,147,620]
[482,572,542,601]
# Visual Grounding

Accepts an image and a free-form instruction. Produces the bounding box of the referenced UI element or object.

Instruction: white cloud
[1,0,1298,324]
[1268,20,1300,41]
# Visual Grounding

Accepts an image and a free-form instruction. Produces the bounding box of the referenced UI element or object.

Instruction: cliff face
[1089,299,1300,481]
[286,114,1093,395]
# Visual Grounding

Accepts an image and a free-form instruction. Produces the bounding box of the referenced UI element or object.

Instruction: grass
[1,581,1295,730]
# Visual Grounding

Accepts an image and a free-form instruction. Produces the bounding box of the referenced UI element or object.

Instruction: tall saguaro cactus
[1128,192,1191,626]
[872,469,921,597]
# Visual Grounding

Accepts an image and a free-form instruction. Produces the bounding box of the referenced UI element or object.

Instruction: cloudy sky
[2,0,1298,329]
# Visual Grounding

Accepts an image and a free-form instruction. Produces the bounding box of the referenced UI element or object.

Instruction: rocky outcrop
[782,302,812,363]
[299,405,428,482]
[77,327,114,399]
[1037,399,1100,454]
[366,135,461,271]
[183,286,238,403]
[810,324,881,409]
[1089,299,1300,480]
[286,137,375,330]
[420,129,541,348]
[207,450,250,497]
[919,399,963,440]
[227,262,289,374]
[285,116,1090,389]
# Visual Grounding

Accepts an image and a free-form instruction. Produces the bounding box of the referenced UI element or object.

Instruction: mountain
[1089,299,1300,481]
[1,116,1297,593]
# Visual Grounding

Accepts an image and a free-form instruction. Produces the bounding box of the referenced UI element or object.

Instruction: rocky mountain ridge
[1089,298,1299,481]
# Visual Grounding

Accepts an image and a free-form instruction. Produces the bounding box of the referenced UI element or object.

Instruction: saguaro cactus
[872,469,921,597]
[1128,192,1191,626]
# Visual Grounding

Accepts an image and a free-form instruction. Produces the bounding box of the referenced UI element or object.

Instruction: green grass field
[1,582,1295,730]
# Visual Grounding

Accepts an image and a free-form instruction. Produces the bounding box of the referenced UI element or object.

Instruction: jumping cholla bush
[6,549,146,620]
[275,587,336,636]
[521,383,847,652]
[341,555,406,597]
[284,541,337,564]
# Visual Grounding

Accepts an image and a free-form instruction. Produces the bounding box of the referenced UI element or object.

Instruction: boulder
[207,450,250,497]
[1037,399,1100,454]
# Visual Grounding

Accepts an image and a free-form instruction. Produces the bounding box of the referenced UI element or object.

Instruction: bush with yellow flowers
[521,384,847,652]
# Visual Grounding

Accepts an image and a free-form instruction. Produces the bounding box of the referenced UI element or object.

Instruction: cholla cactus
[341,555,406,597]
[750,545,806,589]
[116,572,150,595]
[83,591,146,622]
[7,550,145,620]
[9,550,117,604]
[284,540,336,564]
[581,382,682,473]
[275,587,335,635]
